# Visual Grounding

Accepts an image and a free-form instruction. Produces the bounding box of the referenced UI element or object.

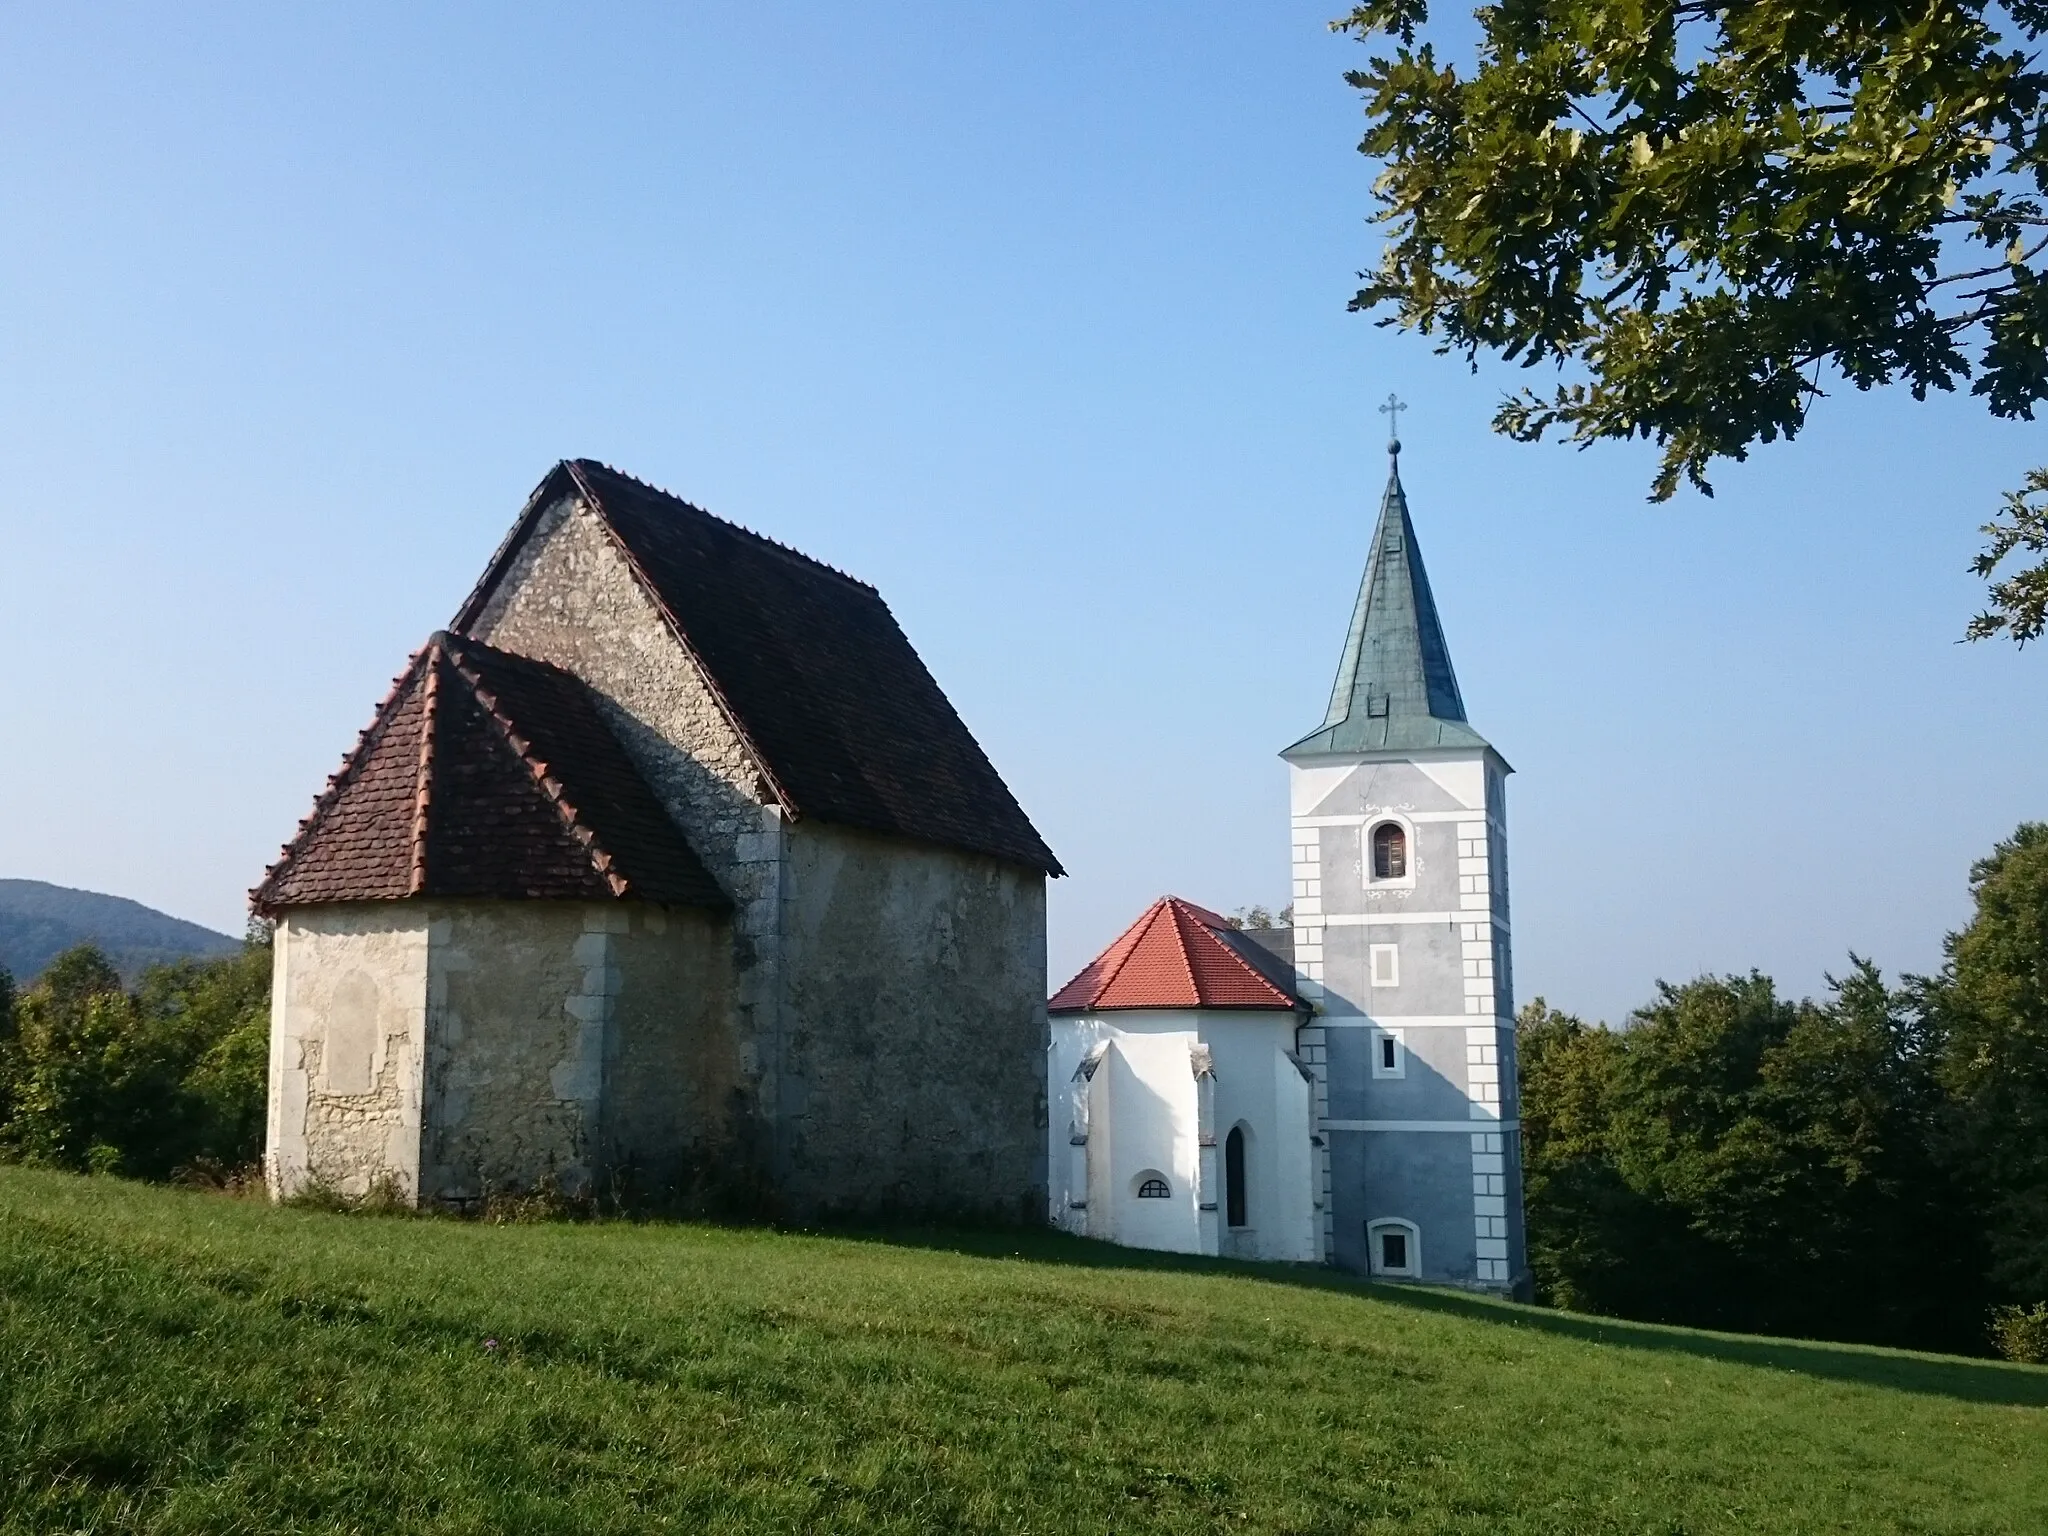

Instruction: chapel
[255,459,1061,1219]
[1048,434,1530,1292]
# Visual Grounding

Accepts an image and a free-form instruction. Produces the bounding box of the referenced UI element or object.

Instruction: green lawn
[1,1168,2044,1534]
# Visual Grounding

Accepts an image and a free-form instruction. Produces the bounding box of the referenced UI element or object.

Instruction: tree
[3,944,157,1173]
[1229,905,1294,930]
[1918,822,2048,1299]
[133,941,272,1170]
[1516,998,1671,1317]
[1335,1,2048,639]
[0,939,271,1179]
[1518,969,1982,1351]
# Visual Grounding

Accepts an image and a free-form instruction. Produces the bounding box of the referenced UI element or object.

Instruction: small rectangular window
[1379,1036,1397,1071]
[1369,943,1399,988]
[1368,1220,1420,1277]
[1371,1028,1405,1079]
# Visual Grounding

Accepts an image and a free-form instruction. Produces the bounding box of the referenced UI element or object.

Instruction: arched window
[1371,822,1407,880]
[1224,1126,1248,1227]
[1136,1175,1172,1199]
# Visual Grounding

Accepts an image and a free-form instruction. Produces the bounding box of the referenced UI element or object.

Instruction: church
[255,440,1526,1288]
[1047,431,1529,1292]
[255,459,1060,1219]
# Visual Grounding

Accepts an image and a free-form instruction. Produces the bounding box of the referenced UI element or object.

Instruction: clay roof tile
[451,459,1060,876]
[252,633,727,913]
[1047,897,1301,1013]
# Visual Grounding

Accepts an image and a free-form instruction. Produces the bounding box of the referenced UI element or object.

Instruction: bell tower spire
[1284,418,1487,759]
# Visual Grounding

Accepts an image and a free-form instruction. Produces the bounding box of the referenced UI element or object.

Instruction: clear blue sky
[2,4,2041,1022]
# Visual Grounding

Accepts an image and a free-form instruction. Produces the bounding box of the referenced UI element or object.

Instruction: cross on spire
[1378,392,1407,454]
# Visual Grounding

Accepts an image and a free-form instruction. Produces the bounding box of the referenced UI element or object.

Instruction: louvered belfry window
[1371,822,1407,880]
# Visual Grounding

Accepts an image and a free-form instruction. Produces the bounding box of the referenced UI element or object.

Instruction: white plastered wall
[1093,1031,1204,1254]
[266,906,430,1200]
[1048,1008,1317,1262]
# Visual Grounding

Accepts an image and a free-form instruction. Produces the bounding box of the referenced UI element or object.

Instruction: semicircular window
[1371,822,1408,881]
[1136,1176,1172,1199]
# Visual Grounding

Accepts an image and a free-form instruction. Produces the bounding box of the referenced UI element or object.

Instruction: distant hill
[0,880,239,985]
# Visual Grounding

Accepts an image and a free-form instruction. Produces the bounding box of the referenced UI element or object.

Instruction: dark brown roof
[452,459,1061,876]
[253,633,728,913]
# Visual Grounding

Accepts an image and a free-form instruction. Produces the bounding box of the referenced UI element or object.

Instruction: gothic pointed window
[1371,822,1407,880]
[1225,1126,1247,1228]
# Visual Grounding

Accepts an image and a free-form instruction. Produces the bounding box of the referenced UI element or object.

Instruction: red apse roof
[1047,897,1301,1013]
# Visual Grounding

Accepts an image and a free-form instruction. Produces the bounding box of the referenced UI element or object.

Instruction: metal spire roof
[1283,442,1489,758]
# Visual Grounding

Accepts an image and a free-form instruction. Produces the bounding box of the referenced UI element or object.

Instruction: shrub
[0,940,270,1180]
[1991,1303,2048,1365]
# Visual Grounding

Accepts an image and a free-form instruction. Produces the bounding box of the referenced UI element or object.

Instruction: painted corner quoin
[1281,438,1527,1293]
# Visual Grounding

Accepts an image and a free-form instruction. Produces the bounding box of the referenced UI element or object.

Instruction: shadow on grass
[823,1223,2048,1410]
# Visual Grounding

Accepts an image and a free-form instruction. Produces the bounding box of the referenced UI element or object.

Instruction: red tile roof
[1048,897,1302,1013]
[252,633,728,913]
[450,460,1061,876]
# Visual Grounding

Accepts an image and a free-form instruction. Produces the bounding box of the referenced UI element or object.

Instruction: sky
[2,3,2042,1023]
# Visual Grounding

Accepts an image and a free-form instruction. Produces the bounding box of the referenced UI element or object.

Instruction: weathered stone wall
[417,899,734,1205]
[418,900,600,1202]
[779,822,1047,1221]
[600,901,739,1201]
[465,495,784,1180]
[466,497,769,878]
[265,906,429,1200]
[463,493,1050,1222]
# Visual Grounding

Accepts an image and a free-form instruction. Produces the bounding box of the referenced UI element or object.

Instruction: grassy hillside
[1,1169,2043,1534]
[0,880,236,984]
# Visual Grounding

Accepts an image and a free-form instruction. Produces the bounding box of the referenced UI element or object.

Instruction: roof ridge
[567,459,878,594]
[553,468,800,820]
[407,646,441,895]
[251,646,434,911]
[1165,900,1204,1003]
[1172,898,1298,1009]
[1046,896,1167,1008]
[438,634,632,898]
[1085,897,1168,1005]
[1172,897,1237,932]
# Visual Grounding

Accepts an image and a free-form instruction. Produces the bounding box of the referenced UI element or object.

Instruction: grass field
[2,1168,2045,1534]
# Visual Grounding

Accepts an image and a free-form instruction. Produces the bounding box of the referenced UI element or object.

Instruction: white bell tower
[1281,407,1525,1291]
